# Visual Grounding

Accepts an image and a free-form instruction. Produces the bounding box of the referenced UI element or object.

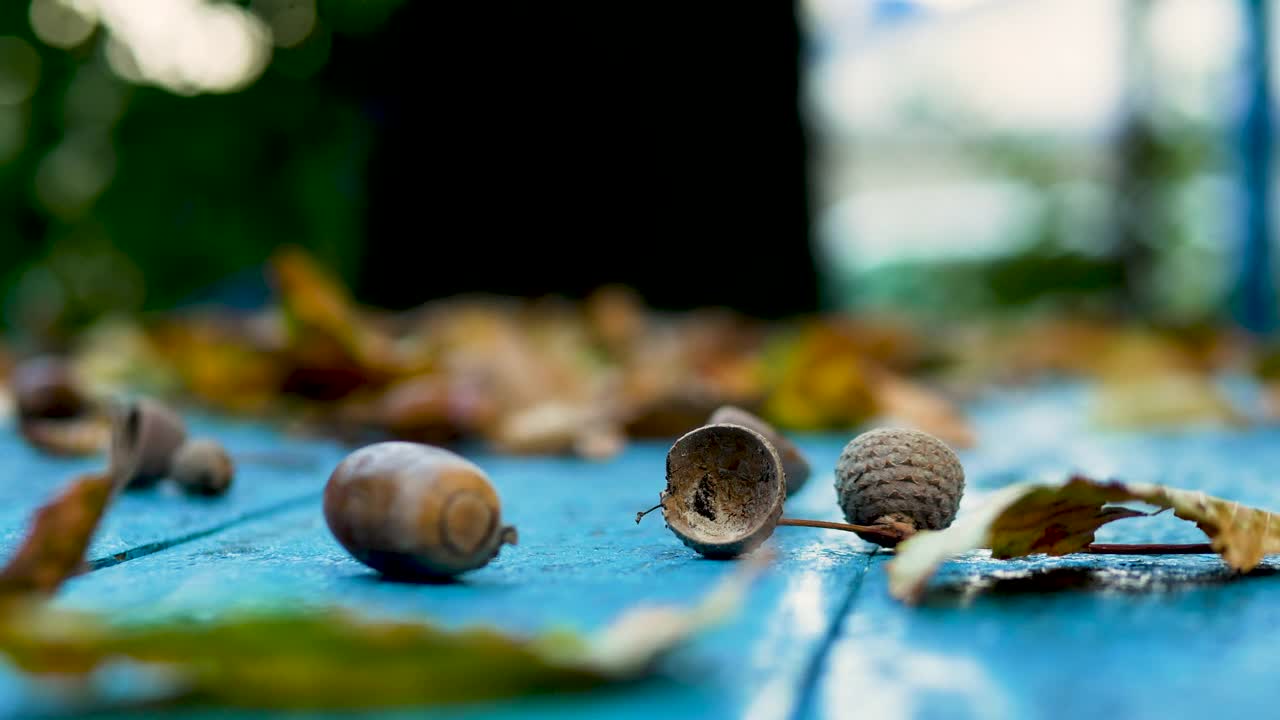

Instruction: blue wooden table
[2,383,1279,719]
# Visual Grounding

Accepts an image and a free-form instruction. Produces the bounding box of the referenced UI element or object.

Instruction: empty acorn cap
[661,423,785,559]
[708,405,811,495]
[114,399,188,488]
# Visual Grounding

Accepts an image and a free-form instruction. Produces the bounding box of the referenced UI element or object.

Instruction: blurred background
[805,0,1270,330]
[0,0,1274,335]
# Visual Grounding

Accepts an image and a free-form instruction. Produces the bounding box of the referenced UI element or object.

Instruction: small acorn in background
[708,405,810,496]
[12,356,88,421]
[11,355,114,457]
[658,423,785,559]
[324,442,517,580]
[171,439,235,496]
[834,428,964,546]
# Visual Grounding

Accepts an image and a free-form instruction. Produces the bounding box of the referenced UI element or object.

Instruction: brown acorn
[171,439,235,496]
[708,405,811,495]
[660,423,785,559]
[323,442,517,580]
[11,356,113,458]
[11,355,87,421]
[834,428,964,545]
[114,399,188,488]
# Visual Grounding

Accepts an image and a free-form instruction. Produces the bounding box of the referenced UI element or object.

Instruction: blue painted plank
[808,383,1280,720]
[43,437,871,720]
[0,413,345,564]
[8,382,1280,718]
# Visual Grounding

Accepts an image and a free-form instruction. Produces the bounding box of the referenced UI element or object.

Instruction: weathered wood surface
[0,384,1278,719]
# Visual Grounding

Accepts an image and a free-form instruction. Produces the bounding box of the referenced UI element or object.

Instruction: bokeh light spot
[79,0,272,95]
[252,0,317,49]
[29,0,98,49]
[0,37,42,106]
[0,105,26,164]
[33,130,116,219]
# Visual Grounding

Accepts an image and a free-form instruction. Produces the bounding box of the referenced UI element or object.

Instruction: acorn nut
[834,428,964,545]
[708,405,811,495]
[11,356,88,421]
[661,423,785,558]
[324,442,517,580]
[115,399,188,488]
[171,439,235,496]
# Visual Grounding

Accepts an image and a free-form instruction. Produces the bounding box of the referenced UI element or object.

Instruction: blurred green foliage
[0,0,404,342]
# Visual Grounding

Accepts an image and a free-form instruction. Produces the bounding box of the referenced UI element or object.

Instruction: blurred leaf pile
[33,247,986,455]
[2,246,1272,462]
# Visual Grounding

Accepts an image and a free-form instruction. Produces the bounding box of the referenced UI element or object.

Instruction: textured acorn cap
[324,442,517,579]
[708,405,811,495]
[172,439,235,496]
[834,428,964,544]
[662,423,785,559]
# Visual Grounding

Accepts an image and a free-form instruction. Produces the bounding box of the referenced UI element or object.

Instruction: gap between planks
[788,549,877,720]
[87,491,320,570]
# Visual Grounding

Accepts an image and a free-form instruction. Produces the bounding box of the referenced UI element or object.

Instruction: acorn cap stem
[634,504,662,524]
[776,517,916,547]
[499,526,519,546]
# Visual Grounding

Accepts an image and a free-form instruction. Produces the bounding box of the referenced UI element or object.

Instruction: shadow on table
[917,556,1280,607]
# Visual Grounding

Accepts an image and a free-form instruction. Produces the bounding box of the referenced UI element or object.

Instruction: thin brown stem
[1083,543,1215,555]
[634,504,662,524]
[777,518,882,533]
[775,517,1218,556]
[777,517,913,547]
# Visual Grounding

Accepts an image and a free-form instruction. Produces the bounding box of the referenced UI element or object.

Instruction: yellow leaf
[763,324,876,430]
[1092,373,1244,430]
[888,476,1280,603]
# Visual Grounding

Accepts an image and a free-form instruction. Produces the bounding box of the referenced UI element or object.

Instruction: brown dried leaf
[0,471,116,595]
[868,368,975,448]
[269,247,412,381]
[888,475,1280,603]
[1092,373,1243,430]
[492,402,624,459]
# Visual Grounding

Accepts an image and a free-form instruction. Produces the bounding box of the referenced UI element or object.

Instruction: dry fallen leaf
[867,368,975,448]
[0,545,765,711]
[0,408,133,595]
[0,471,117,596]
[270,246,417,382]
[763,324,877,431]
[1092,373,1244,430]
[888,475,1280,603]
